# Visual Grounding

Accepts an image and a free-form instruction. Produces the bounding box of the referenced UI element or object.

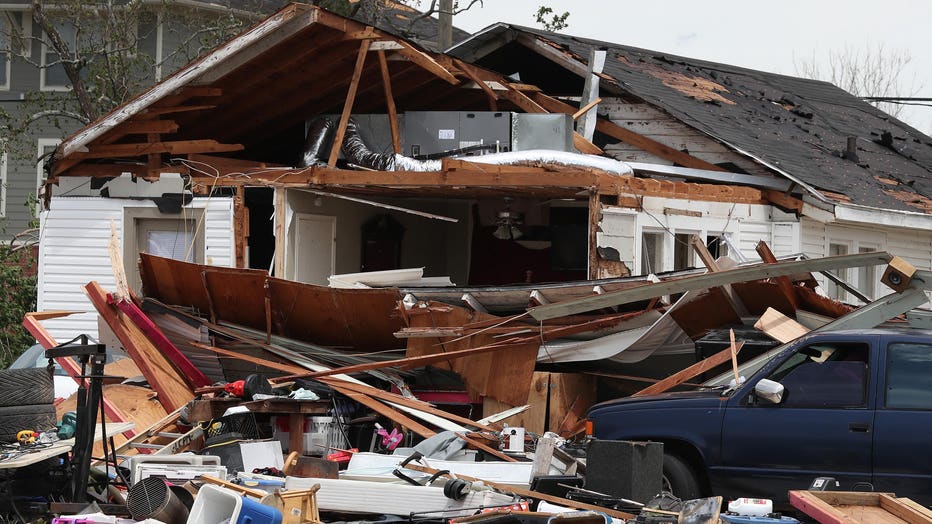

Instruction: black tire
[0,368,55,407]
[0,404,58,443]
[662,453,703,500]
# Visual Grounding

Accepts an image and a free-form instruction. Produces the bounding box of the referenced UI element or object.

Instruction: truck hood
[588,389,727,414]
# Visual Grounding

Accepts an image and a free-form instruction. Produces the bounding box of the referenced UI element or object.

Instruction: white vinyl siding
[38,196,234,342]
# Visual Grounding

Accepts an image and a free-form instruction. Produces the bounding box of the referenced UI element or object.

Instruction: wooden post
[328,39,371,166]
[233,185,247,268]
[588,192,601,280]
[377,50,402,154]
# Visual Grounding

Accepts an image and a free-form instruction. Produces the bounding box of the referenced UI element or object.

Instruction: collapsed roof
[450,24,932,213]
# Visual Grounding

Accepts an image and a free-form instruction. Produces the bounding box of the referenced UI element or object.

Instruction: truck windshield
[701,341,793,388]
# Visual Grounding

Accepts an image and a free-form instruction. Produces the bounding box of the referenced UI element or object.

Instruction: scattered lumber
[789,490,932,524]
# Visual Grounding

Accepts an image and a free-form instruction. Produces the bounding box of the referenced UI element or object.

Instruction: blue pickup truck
[586,328,932,504]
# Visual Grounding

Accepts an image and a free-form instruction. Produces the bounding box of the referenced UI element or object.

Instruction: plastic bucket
[186,484,282,524]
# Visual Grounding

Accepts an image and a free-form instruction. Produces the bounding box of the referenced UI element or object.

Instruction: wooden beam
[454,432,517,462]
[573,97,602,120]
[274,187,286,277]
[377,50,402,154]
[76,139,243,160]
[529,252,894,320]
[764,189,804,213]
[394,41,460,85]
[103,120,179,137]
[233,185,248,268]
[344,391,436,438]
[531,92,727,171]
[634,341,745,396]
[142,104,215,117]
[756,240,799,308]
[328,39,371,166]
[453,59,499,111]
[691,234,750,317]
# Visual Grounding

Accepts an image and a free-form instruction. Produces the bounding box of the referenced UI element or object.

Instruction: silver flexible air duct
[300,117,335,167]
[340,118,633,175]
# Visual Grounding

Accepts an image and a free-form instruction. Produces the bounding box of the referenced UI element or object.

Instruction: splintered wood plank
[79,139,242,159]
[633,341,744,397]
[344,391,436,438]
[483,372,550,434]
[549,373,597,435]
[85,281,194,412]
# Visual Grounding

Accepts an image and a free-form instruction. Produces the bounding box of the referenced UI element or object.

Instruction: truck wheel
[662,453,703,500]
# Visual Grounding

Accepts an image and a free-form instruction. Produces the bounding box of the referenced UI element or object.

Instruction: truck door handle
[849,422,870,433]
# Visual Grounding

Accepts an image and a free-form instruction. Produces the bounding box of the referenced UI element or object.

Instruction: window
[706,235,729,259]
[40,20,75,90]
[124,208,205,294]
[826,242,850,300]
[857,245,879,300]
[640,231,664,275]
[673,232,696,270]
[885,343,932,410]
[769,342,869,408]
[0,152,7,218]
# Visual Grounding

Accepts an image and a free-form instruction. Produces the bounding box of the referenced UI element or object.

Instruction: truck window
[768,342,869,408]
[885,343,932,410]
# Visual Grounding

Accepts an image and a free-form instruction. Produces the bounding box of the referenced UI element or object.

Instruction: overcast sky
[453,1,932,134]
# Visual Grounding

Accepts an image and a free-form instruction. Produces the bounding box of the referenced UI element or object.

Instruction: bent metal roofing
[451,25,932,214]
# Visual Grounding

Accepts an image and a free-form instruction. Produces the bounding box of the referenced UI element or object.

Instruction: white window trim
[0,152,7,218]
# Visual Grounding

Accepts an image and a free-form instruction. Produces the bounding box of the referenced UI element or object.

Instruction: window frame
[883,342,932,411]
[39,18,75,91]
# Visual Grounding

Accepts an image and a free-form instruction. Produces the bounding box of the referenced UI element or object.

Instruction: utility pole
[438,0,453,50]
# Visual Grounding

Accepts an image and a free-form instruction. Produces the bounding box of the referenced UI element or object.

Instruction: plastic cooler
[186,484,282,524]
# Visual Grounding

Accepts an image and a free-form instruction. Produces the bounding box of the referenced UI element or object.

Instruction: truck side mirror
[754,379,785,405]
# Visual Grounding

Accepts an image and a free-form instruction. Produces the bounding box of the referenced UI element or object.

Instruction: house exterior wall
[37,196,233,343]
[598,197,787,275]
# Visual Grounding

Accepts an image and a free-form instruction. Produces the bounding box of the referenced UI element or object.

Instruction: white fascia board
[834,203,932,231]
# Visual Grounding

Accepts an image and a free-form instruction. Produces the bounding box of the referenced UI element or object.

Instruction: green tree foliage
[534,5,569,32]
[0,241,37,368]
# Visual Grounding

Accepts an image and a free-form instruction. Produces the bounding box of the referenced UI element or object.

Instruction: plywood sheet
[483,372,550,435]
[732,281,796,316]
[267,278,403,350]
[669,288,741,339]
[203,269,268,330]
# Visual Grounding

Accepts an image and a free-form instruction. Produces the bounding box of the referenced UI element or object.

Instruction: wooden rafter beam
[453,58,498,110]
[75,139,243,160]
[530,92,728,172]
[102,120,179,137]
[377,50,402,154]
[142,104,216,117]
[328,38,371,166]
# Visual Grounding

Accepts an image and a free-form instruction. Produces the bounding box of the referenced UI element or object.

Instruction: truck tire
[662,453,703,500]
[0,404,57,443]
[0,368,55,407]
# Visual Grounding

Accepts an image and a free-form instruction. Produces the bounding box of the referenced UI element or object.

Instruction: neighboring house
[0,0,293,243]
[34,4,932,344]
[448,25,932,302]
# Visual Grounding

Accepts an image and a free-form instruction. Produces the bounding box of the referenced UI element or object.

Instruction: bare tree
[794,43,920,118]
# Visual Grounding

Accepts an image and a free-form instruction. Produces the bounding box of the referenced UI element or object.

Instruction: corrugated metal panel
[38,196,234,343]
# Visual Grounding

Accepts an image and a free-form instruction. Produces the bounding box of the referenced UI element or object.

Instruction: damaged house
[33,5,932,429]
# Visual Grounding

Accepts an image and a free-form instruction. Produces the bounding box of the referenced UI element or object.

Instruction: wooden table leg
[289,413,304,455]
